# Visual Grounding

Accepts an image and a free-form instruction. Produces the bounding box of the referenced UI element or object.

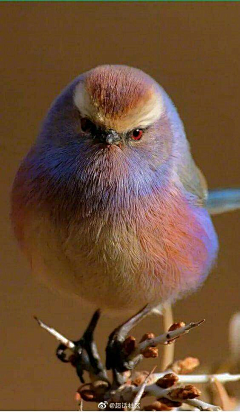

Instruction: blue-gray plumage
[207,189,240,215]
[10,65,240,314]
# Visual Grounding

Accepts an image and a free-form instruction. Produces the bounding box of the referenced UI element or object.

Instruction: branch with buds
[34,310,240,411]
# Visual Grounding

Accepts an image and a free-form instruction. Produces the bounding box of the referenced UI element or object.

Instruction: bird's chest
[59,184,215,279]
[20,181,218,308]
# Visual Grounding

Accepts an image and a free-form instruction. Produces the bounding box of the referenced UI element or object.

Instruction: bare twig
[131,366,157,411]
[186,398,221,411]
[133,382,221,411]
[34,316,75,350]
[153,373,240,384]
[129,320,204,362]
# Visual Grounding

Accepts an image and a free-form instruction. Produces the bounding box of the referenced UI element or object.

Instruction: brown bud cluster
[142,347,159,358]
[132,371,156,386]
[156,373,179,388]
[170,384,201,400]
[123,336,136,355]
[168,322,186,332]
[165,322,186,344]
[132,371,149,386]
[139,332,158,358]
[140,332,155,342]
[171,357,200,374]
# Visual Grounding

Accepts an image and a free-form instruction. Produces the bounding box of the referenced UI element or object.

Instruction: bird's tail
[206,188,240,215]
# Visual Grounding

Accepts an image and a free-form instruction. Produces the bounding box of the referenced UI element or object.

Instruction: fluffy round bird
[11,65,219,313]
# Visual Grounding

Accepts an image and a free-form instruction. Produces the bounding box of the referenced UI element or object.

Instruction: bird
[11,65,240,318]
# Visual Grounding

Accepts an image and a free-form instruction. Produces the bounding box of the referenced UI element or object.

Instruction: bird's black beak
[101,129,121,146]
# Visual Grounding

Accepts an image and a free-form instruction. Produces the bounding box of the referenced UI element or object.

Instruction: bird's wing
[177,152,240,215]
[206,188,240,215]
[177,152,208,206]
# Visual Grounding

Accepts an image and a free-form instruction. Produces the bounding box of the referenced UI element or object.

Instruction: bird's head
[73,65,164,149]
[36,65,188,190]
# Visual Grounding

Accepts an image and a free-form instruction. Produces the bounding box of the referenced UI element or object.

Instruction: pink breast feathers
[135,185,218,304]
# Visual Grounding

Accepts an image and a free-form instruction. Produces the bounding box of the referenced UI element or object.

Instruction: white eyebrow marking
[74,82,94,118]
[74,82,164,132]
[124,93,163,131]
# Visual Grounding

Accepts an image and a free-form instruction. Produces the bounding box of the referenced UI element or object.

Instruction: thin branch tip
[34,316,45,328]
[196,319,205,326]
[34,316,75,349]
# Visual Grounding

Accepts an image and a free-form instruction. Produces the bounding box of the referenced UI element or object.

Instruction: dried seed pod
[140,332,156,343]
[141,346,159,358]
[170,384,201,400]
[157,397,182,408]
[171,357,200,374]
[123,336,136,355]
[156,373,179,388]
[144,400,172,411]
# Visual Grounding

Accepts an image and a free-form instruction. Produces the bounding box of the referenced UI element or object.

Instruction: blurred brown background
[1,2,240,410]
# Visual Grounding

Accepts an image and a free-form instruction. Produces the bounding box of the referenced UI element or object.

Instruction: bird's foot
[55,305,152,387]
[106,305,152,386]
[56,309,109,384]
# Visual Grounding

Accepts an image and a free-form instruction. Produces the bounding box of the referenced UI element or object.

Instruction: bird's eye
[131,129,143,141]
[80,117,94,133]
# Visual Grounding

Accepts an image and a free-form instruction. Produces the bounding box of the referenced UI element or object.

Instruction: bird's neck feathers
[17,140,173,225]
